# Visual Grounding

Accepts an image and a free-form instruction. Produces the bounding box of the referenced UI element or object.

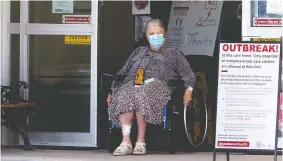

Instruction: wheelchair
[103,73,208,154]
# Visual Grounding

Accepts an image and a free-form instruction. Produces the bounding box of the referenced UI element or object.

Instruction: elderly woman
[106,19,195,156]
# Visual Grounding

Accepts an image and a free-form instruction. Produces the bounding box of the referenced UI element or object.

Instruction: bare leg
[135,112,146,143]
[119,112,134,144]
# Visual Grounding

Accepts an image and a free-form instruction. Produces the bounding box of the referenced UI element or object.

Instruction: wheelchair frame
[104,73,208,153]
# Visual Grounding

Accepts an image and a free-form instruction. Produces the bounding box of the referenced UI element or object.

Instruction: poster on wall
[132,0,150,15]
[215,41,281,150]
[165,0,223,56]
[165,1,190,49]
[52,0,74,14]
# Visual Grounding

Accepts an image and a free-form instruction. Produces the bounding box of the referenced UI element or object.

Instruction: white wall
[1,1,18,146]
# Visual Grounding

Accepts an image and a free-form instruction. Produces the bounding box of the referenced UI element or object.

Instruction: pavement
[1,148,282,161]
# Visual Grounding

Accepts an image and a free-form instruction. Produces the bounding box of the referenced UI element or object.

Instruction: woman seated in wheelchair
[106,19,196,156]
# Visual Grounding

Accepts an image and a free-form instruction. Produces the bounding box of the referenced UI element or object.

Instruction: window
[29,1,91,24]
[251,0,283,27]
[10,1,20,23]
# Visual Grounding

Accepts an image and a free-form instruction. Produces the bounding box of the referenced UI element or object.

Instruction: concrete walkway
[1,149,282,161]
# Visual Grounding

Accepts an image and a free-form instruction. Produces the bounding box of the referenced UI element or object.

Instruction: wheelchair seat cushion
[108,79,171,126]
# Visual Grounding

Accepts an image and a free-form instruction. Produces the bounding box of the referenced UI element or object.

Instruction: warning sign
[215,41,281,150]
[62,15,91,24]
[64,35,91,45]
[253,17,282,27]
[251,38,281,42]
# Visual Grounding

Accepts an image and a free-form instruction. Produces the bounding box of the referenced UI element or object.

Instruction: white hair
[145,19,165,34]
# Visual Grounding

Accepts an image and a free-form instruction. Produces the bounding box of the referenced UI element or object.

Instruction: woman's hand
[106,94,111,107]
[183,89,192,109]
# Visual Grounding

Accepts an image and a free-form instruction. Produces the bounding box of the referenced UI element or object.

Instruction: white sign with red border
[253,17,282,27]
[132,0,150,15]
[215,42,281,150]
[62,15,91,24]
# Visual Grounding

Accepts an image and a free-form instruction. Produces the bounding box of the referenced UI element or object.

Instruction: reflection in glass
[10,1,20,23]
[250,0,283,27]
[11,35,20,83]
[251,0,283,19]
[29,35,91,133]
[29,1,91,24]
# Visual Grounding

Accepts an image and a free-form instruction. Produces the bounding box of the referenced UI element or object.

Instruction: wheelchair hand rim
[183,101,208,148]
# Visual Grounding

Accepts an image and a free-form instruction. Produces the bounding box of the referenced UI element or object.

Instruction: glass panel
[11,34,20,83]
[29,35,91,133]
[251,0,283,27]
[29,1,91,24]
[10,1,20,23]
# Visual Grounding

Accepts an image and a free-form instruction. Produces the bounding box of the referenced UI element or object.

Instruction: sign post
[213,40,282,161]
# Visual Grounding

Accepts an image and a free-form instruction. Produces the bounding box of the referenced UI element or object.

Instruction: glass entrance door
[17,1,98,147]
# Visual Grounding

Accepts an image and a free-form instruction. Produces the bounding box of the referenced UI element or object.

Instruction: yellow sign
[64,35,91,44]
[251,38,280,42]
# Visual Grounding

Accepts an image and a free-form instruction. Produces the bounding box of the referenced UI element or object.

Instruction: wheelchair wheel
[184,88,208,148]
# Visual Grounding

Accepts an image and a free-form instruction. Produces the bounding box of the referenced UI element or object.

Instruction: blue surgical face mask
[148,34,165,49]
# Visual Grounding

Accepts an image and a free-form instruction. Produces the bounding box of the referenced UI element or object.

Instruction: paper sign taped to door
[64,35,91,44]
[251,38,281,42]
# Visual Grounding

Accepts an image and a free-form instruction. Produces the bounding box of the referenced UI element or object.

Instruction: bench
[1,81,38,150]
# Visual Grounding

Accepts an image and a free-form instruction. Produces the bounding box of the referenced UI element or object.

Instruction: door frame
[7,0,99,147]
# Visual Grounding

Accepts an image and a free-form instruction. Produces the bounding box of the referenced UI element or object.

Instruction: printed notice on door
[52,0,74,13]
[64,35,91,45]
[215,42,281,150]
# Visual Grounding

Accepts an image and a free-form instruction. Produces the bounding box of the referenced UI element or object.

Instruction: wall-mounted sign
[52,0,73,13]
[62,15,91,24]
[64,35,91,45]
[172,1,190,8]
[132,0,150,15]
[253,17,282,27]
[251,38,281,42]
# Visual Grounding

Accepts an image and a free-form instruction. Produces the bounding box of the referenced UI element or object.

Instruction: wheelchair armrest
[103,73,127,94]
[167,80,184,91]
[168,80,185,103]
